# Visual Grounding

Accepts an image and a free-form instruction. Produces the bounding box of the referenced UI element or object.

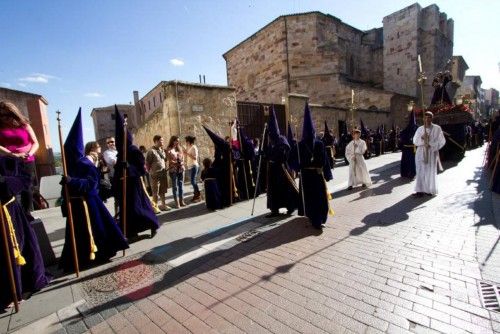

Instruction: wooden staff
[295,125,307,217]
[0,199,19,312]
[490,147,500,189]
[236,121,250,200]
[251,123,267,215]
[228,121,238,205]
[56,111,79,277]
[417,54,429,164]
[121,114,128,257]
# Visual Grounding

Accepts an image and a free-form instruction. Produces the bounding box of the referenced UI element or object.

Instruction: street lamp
[407,100,415,112]
[456,95,463,105]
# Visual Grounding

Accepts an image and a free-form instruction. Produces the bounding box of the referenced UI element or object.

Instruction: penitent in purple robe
[0,157,51,310]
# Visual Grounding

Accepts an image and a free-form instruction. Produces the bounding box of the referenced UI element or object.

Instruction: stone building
[383,3,453,101]
[448,56,469,100]
[223,3,456,132]
[483,88,499,119]
[456,75,485,120]
[90,104,136,147]
[0,87,55,180]
[133,81,237,162]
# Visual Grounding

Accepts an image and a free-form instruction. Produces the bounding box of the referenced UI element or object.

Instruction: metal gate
[236,102,286,140]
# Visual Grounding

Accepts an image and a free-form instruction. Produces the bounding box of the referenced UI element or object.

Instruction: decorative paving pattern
[80,253,173,306]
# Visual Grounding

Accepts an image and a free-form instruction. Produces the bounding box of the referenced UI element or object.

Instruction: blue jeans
[169,171,184,201]
[189,165,200,193]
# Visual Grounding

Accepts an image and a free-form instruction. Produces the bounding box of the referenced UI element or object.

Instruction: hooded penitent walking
[0,156,51,311]
[400,110,418,179]
[112,107,159,239]
[59,110,128,272]
[297,103,333,229]
[265,107,299,217]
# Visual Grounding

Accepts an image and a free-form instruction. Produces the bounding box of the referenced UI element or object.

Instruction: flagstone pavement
[8,147,500,334]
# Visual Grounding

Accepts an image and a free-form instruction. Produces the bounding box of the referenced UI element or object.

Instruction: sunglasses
[107,141,115,144]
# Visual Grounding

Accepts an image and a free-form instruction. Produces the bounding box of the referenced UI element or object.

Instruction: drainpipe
[162,82,172,136]
[175,81,182,136]
[284,17,291,95]
[284,17,291,127]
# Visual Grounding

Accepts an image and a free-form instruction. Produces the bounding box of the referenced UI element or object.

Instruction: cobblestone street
[12,147,500,334]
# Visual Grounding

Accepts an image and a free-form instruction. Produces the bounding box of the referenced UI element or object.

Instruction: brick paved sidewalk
[19,147,500,333]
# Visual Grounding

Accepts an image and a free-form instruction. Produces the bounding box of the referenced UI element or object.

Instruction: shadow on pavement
[331,160,402,200]
[350,195,433,236]
[369,161,401,183]
[350,177,413,201]
[36,211,287,295]
[467,167,498,229]
[61,216,322,324]
[156,201,211,225]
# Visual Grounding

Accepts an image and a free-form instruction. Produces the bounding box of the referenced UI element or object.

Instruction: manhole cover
[478,281,500,312]
[236,229,261,243]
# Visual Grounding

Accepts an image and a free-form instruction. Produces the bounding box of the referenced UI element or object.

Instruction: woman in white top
[166,136,185,208]
[184,135,201,202]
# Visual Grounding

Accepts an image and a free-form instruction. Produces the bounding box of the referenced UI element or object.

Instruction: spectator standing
[84,141,101,166]
[0,100,39,215]
[139,145,152,196]
[166,136,185,208]
[184,136,201,202]
[145,135,170,211]
[102,137,117,178]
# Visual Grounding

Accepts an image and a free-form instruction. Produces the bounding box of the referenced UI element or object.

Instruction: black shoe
[265,212,280,218]
[347,186,353,190]
[150,229,157,239]
[412,192,424,198]
[312,224,323,230]
[362,184,367,188]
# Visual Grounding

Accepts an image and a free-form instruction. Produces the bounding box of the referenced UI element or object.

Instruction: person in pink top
[0,101,39,214]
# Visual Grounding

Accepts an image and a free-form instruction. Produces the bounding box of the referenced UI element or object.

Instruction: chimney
[199,75,202,83]
[133,90,139,104]
[203,75,206,84]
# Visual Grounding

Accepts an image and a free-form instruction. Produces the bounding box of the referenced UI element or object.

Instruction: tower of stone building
[383,3,454,105]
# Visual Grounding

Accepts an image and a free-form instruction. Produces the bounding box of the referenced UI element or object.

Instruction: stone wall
[383,4,420,98]
[223,18,288,104]
[224,12,387,109]
[91,105,135,147]
[225,5,455,112]
[383,3,454,106]
[288,92,413,140]
[133,82,237,164]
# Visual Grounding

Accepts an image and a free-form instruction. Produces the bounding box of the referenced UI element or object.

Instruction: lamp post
[350,89,356,130]
[407,100,415,112]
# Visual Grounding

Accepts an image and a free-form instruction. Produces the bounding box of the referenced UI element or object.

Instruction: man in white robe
[345,129,372,189]
[413,111,446,196]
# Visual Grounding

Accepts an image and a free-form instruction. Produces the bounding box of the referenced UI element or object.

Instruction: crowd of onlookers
[92,134,202,211]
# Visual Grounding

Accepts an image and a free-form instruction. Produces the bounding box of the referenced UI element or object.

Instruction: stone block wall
[224,12,387,109]
[91,105,135,147]
[133,82,237,165]
[223,18,288,104]
[383,3,454,106]
[288,92,413,140]
[383,3,420,97]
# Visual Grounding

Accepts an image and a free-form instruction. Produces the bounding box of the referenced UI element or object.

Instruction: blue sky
[1,0,498,150]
